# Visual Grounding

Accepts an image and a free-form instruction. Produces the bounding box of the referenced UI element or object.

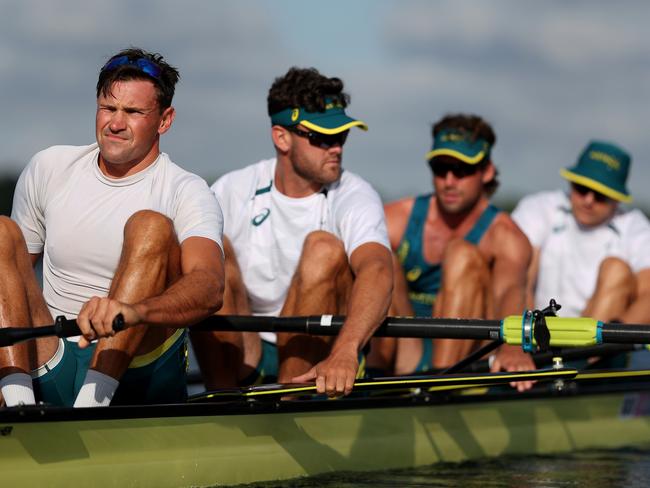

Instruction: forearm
[331,260,392,355]
[495,283,527,318]
[135,268,224,328]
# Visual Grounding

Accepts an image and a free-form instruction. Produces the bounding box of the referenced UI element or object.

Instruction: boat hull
[2,388,650,487]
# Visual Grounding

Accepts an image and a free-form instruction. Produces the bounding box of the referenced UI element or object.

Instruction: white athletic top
[512,190,650,317]
[213,158,390,330]
[12,144,224,321]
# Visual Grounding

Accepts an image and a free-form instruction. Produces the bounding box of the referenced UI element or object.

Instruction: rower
[370,113,536,391]
[512,141,650,328]
[0,47,225,408]
[190,67,393,397]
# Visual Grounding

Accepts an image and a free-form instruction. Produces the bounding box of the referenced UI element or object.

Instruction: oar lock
[502,298,604,353]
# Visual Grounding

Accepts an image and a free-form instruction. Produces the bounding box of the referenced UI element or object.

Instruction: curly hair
[431,113,500,197]
[267,67,350,116]
[96,47,180,111]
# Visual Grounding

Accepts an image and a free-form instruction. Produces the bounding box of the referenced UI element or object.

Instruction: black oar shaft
[601,324,650,344]
[191,315,504,339]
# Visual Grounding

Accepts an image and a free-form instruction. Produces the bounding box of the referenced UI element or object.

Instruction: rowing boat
[1,311,650,487]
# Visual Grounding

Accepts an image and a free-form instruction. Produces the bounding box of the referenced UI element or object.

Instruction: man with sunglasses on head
[369,114,535,391]
[0,48,225,408]
[192,67,392,397]
[512,141,650,325]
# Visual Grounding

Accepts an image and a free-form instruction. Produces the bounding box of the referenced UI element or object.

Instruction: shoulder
[211,158,274,197]
[487,211,532,257]
[613,207,650,235]
[28,143,98,172]
[328,169,383,210]
[19,143,98,191]
[513,190,567,214]
[158,154,211,192]
[334,169,378,194]
[384,196,416,224]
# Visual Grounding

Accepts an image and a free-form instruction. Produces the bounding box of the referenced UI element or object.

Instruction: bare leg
[190,237,251,389]
[583,257,635,322]
[0,216,56,377]
[277,231,352,382]
[432,239,491,369]
[367,253,424,375]
[89,210,182,379]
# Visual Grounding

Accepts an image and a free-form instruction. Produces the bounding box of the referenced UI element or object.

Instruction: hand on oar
[291,345,359,398]
[77,297,141,348]
[490,344,537,392]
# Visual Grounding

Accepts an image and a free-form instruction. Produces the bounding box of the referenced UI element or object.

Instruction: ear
[481,161,495,184]
[158,106,176,135]
[271,125,291,153]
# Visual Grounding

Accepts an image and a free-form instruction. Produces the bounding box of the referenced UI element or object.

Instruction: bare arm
[621,268,650,324]
[292,242,393,396]
[487,219,537,389]
[525,247,540,310]
[77,236,224,346]
[490,220,531,317]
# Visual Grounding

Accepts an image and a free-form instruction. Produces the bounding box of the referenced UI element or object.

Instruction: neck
[98,144,160,179]
[274,154,322,198]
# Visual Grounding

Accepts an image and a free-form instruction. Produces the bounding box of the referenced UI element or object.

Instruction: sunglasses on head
[571,183,610,202]
[101,55,162,80]
[430,160,480,179]
[286,126,349,149]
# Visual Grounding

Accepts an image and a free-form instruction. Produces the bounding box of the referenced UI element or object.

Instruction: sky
[1,0,649,207]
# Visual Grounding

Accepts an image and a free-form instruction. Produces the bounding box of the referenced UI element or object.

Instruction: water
[235,449,650,488]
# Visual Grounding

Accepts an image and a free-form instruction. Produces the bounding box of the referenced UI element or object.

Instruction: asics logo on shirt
[252,208,271,226]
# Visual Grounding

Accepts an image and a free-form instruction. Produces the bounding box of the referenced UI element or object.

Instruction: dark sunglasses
[286,126,349,149]
[430,160,480,179]
[101,55,162,80]
[571,183,609,202]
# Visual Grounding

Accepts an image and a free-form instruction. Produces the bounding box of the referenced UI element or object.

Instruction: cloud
[1,0,649,209]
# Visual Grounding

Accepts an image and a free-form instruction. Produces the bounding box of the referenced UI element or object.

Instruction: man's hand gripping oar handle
[0,314,126,347]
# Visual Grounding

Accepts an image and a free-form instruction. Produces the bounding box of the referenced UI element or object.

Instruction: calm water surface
[235,449,650,488]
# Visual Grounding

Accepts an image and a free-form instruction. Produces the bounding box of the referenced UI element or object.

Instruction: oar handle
[0,314,126,347]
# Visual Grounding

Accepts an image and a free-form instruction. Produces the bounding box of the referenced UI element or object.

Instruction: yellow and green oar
[0,313,649,349]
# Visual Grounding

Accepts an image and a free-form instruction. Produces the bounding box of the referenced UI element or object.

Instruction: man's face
[287,125,348,185]
[569,183,618,227]
[96,79,173,169]
[432,156,493,214]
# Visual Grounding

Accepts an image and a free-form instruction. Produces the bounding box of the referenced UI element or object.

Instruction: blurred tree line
[0,175,17,216]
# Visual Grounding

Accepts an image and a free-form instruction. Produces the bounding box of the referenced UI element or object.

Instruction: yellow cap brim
[300,119,368,135]
[425,148,486,164]
[560,169,632,203]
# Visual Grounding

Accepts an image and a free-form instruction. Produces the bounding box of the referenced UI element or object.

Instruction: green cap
[425,129,492,164]
[560,140,632,203]
[270,99,368,135]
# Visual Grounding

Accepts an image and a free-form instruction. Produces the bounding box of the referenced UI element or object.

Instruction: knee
[0,216,26,259]
[443,239,485,275]
[123,210,176,255]
[297,231,347,283]
[598,257,634,286]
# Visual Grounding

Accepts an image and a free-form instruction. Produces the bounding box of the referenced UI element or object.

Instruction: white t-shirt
[512,190,650,317]
[12,143,224,321]
[212,157,390,322]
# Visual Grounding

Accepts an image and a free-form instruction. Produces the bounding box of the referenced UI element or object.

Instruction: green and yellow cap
[560,140,632,203]
[425,129,492,164]
[270,99,368,135]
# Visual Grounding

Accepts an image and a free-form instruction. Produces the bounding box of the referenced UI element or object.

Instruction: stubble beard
[293,155,342,186]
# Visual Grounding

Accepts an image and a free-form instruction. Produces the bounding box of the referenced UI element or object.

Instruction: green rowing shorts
[33,330,188,407]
